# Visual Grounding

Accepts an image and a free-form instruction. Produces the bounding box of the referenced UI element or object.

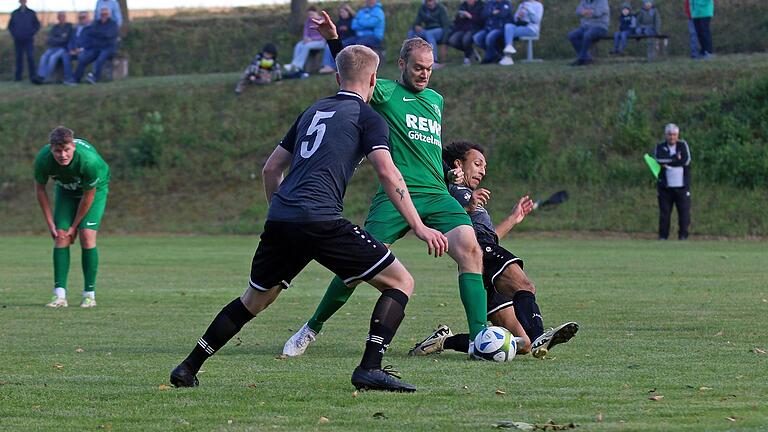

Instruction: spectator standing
[567,0,609,66]
[284,7,327,74]
[350,0,386,49]
[94,0,123,27]
[407,0,451,65]
[74,7,119,84]
[8,0,41,83]
[653,124,692,241]
[318,4,356,74]
[446,0,485,65]
[38,12,73,83]
[499,0,544,66]
[684,0,700,58]
[473,0,513,64]
[690,0,713,58]
[610,3,635,55]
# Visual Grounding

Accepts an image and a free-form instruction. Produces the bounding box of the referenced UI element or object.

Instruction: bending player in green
[283,13,489,356]
[34,126,110,308]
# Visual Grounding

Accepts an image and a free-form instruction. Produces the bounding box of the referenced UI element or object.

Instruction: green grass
[1,235,767,431]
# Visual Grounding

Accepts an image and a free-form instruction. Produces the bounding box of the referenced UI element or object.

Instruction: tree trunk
[118,0,130,34]
[289,0,308,34]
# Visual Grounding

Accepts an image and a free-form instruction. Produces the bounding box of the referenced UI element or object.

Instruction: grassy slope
[1,236,767,431]
[1,0,767,78]
[1,53,767,236]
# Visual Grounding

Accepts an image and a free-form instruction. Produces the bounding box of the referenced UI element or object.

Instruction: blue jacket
[482,0,513,31]
[94,0,123,27]
[68,24,89,51]
[46,23,74,48]
[82,18,119,51]
[352,1,386,41]
[8,6,41,41]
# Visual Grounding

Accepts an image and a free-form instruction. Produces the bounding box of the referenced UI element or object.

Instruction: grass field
[1,235,766,431]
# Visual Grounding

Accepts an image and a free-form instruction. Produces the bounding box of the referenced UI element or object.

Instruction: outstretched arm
[494,195,534,239]
[312,11,344,59]
[368,150,448,257]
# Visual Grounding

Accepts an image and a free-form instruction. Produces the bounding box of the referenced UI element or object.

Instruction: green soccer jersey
[34,139,110,193]
[371,79,445,195]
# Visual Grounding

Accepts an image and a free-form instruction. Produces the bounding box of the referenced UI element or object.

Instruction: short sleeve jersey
[450,184,499,245]
[371,79,446,195]
[267,91,390,222]
[33,139,110,192]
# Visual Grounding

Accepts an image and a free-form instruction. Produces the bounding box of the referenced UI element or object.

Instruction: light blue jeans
[473,28,504,62]
[503,24,537,46]
[289,39,327,70]
[38,47,67,81]
[407,28,444,61]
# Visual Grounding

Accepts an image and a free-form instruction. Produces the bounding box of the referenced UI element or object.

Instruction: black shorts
[248,219,395,292]
[481,243,524,316]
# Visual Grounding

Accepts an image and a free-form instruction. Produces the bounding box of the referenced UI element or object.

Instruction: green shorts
[364,192,472,244]
[54,186,109,231]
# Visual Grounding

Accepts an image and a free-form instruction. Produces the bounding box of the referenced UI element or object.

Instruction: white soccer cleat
[531,322,579,358]
[80,297,97,308]
[408,324,453,356]
[499,56,514,66]
[45,296,68,308]
[282,323,317,357]
[503,44,517,55]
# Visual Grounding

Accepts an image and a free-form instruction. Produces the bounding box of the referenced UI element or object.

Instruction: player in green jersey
[283,14,489,358]
[33,126,110,308]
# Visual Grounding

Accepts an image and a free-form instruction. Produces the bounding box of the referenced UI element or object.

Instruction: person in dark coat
[8,0,42,83]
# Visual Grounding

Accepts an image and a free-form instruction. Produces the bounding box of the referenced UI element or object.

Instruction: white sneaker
[46,296,68,308]
[282,323,317,357]
[463,57,471,66]
[499,56,514,66]
[80,297,97,308]
[531,322,579,358]
[408,324,453,356]
[503,44,517,55]
[283,64,296,73]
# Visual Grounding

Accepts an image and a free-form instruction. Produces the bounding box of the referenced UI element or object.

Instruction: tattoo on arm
[395,187,405,201]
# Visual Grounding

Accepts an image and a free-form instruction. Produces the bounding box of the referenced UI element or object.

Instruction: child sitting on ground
[234,43,281,94]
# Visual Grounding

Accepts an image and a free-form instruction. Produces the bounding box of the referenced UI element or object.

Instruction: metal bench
[519,35,542,62]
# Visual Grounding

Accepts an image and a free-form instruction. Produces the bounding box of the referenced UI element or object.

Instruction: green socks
[53,247,70,290]
[307,276,356,333]
[459,272,487,339]
[81,247,99,292]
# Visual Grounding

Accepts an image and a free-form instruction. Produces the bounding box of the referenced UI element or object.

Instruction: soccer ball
[473,326,517,362]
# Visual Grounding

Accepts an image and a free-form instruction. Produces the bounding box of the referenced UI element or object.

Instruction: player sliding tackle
[283,13,490,357]
[410,141,578,359]
[170,45,447,392]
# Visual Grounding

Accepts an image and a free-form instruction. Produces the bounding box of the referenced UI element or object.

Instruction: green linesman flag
[644,153,661,179]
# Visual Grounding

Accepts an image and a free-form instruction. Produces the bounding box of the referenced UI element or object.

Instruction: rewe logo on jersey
[405,114,441,136]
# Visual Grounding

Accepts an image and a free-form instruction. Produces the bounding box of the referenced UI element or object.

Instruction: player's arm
[68,188,96,237]
[368,150,448,257]
[34,182,57,238]
[262,146,293,203]
[312,11,343,58]
[494,195,534,239]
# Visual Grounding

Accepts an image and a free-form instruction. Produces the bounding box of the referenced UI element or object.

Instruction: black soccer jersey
[267,91,390,222]
[449,184,499,245]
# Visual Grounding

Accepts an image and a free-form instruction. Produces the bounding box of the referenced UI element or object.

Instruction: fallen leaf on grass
[372,412,387,420]
[0,381,10,385]
[31,405,41,410]
[596,412,603,422]
[158,384,172,391]
[762,298,767,303]
[227,419,233,425]
[318,416,330,424]
[463,385,469,390]
[648,395,664,401]
[714,330,724,337]
[495,389,506,395]
[352,390,359,397]
[750,348,766,355]
[699,386,713,391]
[74,347,84,353]
[537,420,577,430]
[491,421,533,430]
[52,363,64,370]
[647,388,657,393]
[275,354,288,360]
[726,416,737,422]
[246,383,257,388]
[96,424,112,430]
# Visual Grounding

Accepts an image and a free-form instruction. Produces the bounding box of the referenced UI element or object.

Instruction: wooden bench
[596,34,669,62]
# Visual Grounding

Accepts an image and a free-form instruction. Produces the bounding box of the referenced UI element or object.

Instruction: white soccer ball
[473,326,517,362]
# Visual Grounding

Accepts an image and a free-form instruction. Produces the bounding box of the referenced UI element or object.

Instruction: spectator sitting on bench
[74,7,118,84]
[499,0,543,66]
[284,6,327,75]
[635,1,660,37]
[473,0,513,64]
[94,0,123,28]
[567,0,609,66]
[234,43,281,94]
[446,0,485,65]
[318,4,356,74]
[610,3,635,55]
[350,0,386,49]
[38,11,73,83]
[407,0,450,67]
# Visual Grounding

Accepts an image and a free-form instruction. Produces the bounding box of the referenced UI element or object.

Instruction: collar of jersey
[337,90,364,100]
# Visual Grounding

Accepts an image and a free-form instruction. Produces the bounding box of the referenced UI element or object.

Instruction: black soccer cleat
[351,365,416,393]
[170,362,199,388]
[531,321,579,358]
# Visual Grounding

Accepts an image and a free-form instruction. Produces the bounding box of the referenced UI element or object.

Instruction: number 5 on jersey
[300,111,336,158]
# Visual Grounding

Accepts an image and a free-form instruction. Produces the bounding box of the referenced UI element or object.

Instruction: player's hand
[48,223,58,239]
[510,195,534,224]
[414,225,448,257]
[311,11,339,40]
[447,167,464,185]
[65,227,78,243]
[414,25,424,33]
[469,188,491,211]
